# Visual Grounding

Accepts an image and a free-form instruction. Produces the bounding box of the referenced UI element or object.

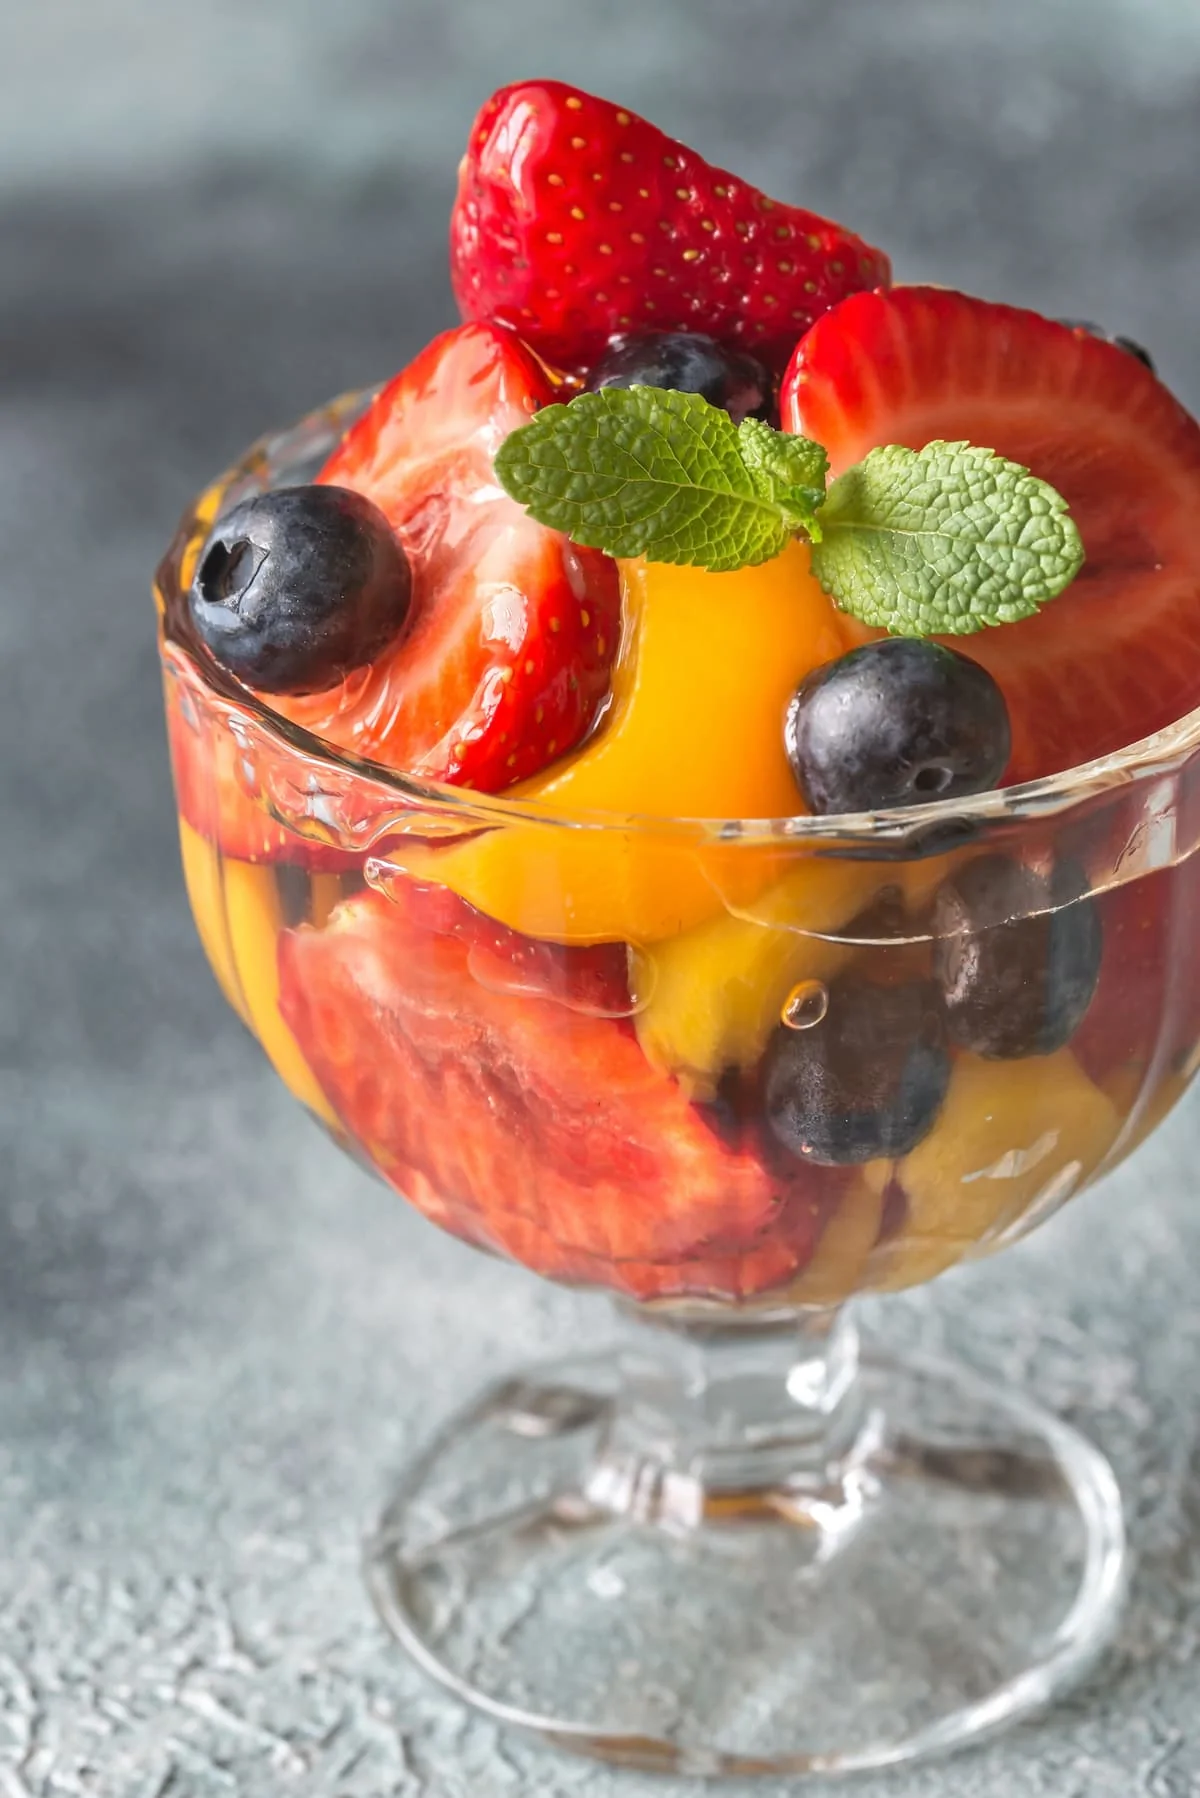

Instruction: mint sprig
[810,441,1084,634]
[493,387,825,573]
[494,389,1084,636]
[736,417,829,539]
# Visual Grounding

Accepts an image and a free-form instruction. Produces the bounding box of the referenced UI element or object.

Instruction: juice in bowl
[156,80,1200,1777]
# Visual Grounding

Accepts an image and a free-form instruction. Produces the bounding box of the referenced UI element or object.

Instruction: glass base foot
[365,1343,1126,1779]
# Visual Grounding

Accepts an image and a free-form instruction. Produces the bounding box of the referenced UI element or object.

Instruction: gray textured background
[4,1,1200,1792]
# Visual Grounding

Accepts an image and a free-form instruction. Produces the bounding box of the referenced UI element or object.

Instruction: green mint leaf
[493,387,795,573]
[736,418,829,539]
[809,440,1084,636]
[495,396,1083,638]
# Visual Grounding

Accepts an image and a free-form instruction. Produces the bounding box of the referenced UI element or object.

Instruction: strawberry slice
[164,641,359,870]
[271,321,620,792]
[277,887,835,1301]
[1073,855,1200,1101]
[781,287,1200,784]
[451,80,890,376]
[371,870,633,1018]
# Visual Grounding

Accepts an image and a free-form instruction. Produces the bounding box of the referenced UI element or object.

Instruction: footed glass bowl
[155,393,1200,1779]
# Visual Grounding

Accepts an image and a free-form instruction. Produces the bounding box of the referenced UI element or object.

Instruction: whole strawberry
[451,79,890,375]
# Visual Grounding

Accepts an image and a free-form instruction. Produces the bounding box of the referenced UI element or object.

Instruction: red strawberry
[440,1198,827,1305]
[451,80,890,375]
[1073,854,1200,1101]
[369,869,633,1018]
[272,321,621,792]
[782,287,1200,784]
[1072,871,1171,1097]
[277,887,835,1301]
[164,641,358,870]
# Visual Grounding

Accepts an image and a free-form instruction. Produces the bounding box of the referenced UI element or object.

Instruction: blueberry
[932,855,1103,1058]
[586,330,772,423]
[785,639,1011,816]
[1057,318,1155,373]
[764,974,950,1165]
[188,484,412,694]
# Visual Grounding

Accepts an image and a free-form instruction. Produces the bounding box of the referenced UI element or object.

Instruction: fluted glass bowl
[155,391,1200,1778]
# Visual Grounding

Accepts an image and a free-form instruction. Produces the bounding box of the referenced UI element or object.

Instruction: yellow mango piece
[521,545,845,820]
[177,818,249,1026]
[178,815,347,1126]
[633,843,963,1099]
[220,859,340,1129]
[865,1050,1120,1292]
[407,543,851,945]
[786,1179,885,1306]
[308,872,346,931]
[635,859,874,1097]
[1103,1064,1192,1161]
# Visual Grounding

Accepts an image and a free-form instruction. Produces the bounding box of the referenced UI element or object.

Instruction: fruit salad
[158,80,1200,1309]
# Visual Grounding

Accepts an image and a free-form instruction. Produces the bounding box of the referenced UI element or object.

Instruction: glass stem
[587,1306,875,1530]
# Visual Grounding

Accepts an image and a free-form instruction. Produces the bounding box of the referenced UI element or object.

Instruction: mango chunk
[865,1049,1120,1291]
[176,817,338,1127]
[406,543,851,945]
[177,818,249,1025]
[221,858,341,1127]
[634,859,875,1098]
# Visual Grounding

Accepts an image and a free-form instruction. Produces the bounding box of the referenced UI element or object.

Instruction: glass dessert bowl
[154,75,1200,1782]
[155,388,1200,1778]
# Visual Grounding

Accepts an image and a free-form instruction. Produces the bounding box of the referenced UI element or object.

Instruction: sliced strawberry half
[782,287,1200,784]
[271,321,621,792]
[451,80,891,376]
[1073,854,1200,1098]
[164,643,358,870]
[372,870,633,1018]
[277,886,835,1301]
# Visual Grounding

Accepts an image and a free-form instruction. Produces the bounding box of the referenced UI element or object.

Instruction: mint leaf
[495,395,1083,637]
[493,387,806,572]
[737,418,828,539]
[810,440,1084,636]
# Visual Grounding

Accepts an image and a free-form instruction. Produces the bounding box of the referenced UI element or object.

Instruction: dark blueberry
[188,484,412,694]
[764,974,950,1166]
[1057,318,1155,374]
[586,330,772,424]
[693,1065,750,1150]
[785,639,1011,816]
[839,883,910,942]
[932,855,1103,1058]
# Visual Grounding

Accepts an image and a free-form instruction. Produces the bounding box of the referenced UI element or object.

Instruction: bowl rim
[156,389,1200,850]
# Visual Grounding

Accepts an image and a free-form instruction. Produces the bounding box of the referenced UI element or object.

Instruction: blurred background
[4,3,1200,1793]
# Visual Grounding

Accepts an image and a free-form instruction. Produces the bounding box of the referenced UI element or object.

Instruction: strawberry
[370,870,633,1018]
[272,321,621,792]
[782,287,1200,784]
[277,886,836,1302]
[164,641,359,870]
[1073,855,1200,1101]
[450,80,890,376]
[1071,871,1171,1098]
